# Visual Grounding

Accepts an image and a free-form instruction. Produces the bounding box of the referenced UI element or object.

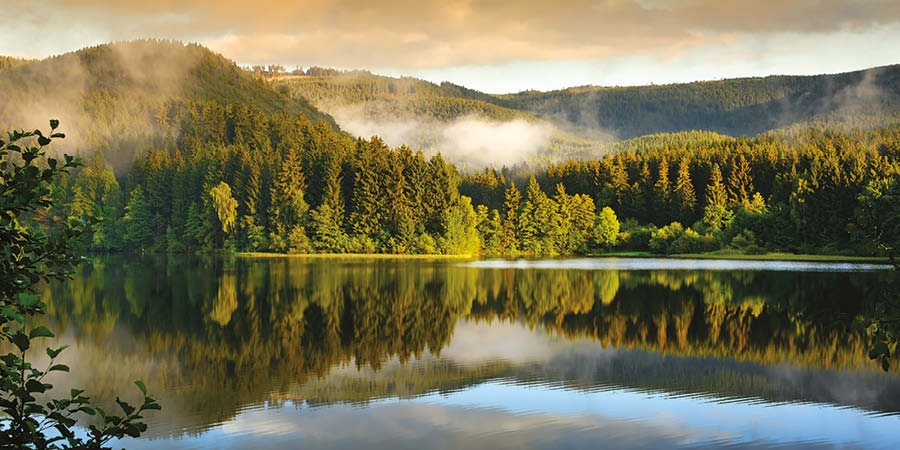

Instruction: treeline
[53,100,480,254]
[272,73,515,122]
[461,126,900,256]
[0,55,30,72]
[44,110,900,256]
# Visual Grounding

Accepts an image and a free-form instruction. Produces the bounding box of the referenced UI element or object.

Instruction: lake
[37,255,900,449]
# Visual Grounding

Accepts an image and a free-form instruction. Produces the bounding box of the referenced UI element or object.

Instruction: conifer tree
[654,156,671,224]
[350,149,381,237]
[123,185,154,250]
[673,157,697,223]
[502,182,521,254]
[518,177,546,254]
[729,154,755,207]
[609,156,630,210]
[704,163,733,232]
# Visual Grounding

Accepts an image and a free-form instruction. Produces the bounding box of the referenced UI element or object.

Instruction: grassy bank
[237,251,891,265]
[236,252,476,260]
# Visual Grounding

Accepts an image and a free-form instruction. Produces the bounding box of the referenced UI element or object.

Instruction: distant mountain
[275,65,900,141]
[0,40,336,170]
[495,65,900,138]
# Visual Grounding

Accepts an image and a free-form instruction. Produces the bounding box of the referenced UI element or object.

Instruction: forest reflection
[38,255,900,436]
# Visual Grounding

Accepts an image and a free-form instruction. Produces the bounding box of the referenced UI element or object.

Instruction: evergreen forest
[2,40,899,259]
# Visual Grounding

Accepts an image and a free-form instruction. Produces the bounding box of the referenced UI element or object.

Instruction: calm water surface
[38,256,900,449]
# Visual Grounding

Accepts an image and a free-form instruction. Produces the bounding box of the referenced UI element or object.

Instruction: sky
[3,0,900,94]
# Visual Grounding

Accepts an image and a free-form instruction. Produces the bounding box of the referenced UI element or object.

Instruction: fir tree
[704,163,733,232]
[673,157,697,223]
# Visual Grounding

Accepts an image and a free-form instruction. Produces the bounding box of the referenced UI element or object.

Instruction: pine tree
[673,157,697,223]
[704,163,733,232]
[518,177,544,254]
[609,156,630,211]
[728,154,754,207]
[270,146,310,243]
[654,156,671,225]
[123,185,154,250]
[553,184,574,254]
[311,203,347,252]
[501,182,521,254]
[350,149,381,237]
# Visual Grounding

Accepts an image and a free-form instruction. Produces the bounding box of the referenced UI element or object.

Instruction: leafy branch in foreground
[0,121,160,449]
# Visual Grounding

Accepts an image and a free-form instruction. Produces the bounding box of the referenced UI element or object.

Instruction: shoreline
[236,251,892,265]
[594,251,892,265]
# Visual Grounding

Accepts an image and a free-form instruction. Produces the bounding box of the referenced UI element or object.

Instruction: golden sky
[4,0,900,92]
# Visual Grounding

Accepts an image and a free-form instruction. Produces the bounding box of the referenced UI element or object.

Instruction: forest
[1,40,898,259]
[46,107,900,258]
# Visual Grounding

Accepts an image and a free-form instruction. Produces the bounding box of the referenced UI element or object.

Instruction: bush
[617,220,656,251]
[593,207,620,249]
[346,234,377,253]
[650,222,717,254]
[416,233,438,254]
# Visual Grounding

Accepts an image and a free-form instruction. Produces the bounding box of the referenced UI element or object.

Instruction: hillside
[271,72,616,166]
[0,40,336,171]
[494,65,900,138]
[275,65,900,142]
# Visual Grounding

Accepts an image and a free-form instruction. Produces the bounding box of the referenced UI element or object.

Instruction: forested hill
[0,40,336,171]
[274,65,900,140]
[273,71,529,122]
[271,71,616,164]
[496,65,900,138]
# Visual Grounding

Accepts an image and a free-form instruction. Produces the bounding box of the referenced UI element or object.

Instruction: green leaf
[116,398,135,415]
[18,293,40,307]
[2,306,25,324]
[143,402,161,411]
[12,331,29,352]
[25,379,46,393]
[29,325,55,339]
[50,119,59,130]
[38,136,51,146]
[135,380,147,395]
[78,406,96,416]
[49,364,70,372]
[70,388,84,398]
[47,345,69,359]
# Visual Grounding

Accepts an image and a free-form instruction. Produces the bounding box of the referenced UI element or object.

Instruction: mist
[0,40,201,170]
[331,106,553,167]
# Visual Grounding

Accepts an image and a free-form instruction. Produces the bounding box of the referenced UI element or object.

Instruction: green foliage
[648,222,715,254]
[593,207,620,250]
[0,122,158,448]
[122,185,153,250]
[703,164,733,233]
[210,182,238,234]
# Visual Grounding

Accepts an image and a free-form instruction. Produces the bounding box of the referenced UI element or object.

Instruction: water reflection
[37,255,900,448]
